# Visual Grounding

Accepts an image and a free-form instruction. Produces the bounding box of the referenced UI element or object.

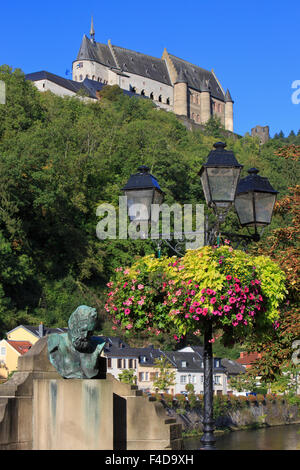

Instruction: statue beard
[72,336,90,353]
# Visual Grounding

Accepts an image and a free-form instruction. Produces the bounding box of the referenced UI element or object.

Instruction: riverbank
[156,394,300,435]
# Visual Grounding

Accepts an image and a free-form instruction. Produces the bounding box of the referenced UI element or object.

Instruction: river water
[184,424,300,450]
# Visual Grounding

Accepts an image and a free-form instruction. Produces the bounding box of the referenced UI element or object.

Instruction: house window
[180,375,187,384]
[214,375,221,385]
[107,358,112,368]
[215,359,220,368]
[200,375,204,383]
[117,359,123,369]
[0,347,6,356]
[128,359,134,369]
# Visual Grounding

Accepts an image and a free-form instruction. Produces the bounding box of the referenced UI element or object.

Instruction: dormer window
[181,361,187,368]
[140,356,147,363]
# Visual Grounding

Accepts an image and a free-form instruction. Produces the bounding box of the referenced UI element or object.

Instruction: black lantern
[235,168,278,229]
[199,142,243,212]
[121,165,164,223]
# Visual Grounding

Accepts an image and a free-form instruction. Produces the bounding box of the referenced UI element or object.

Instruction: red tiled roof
[236,352,261,365]
[7,340,32,355]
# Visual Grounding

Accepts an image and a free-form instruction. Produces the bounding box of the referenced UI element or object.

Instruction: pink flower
[112,326,117,330]
[124,269,130,275]
[196,308,203,314]
[131,286,135,291]
[138,284,144,290]
[236,313,243,321]
[212,310,218,316]
[201,288,206,294]
[178,265,185,271]
[210,297,217,304]
[193,301,200,307]
[190,290,196,296]
[202,308,208,316]
[126,323,133,329]
[232,321,238,327]
[192,315,200,321]
[124,308,131,315]
[106,282,113,287]
[244,287,249,293]
[175,290,182,296]
[185,314,190,319]
[229,297,236,304]
[228,247,233,252]
[208,338,215,343]
[226,275,232,281]
[224,305,231,312]
[172,297,178,304]
[174,335,179,340]
[206,289,213,295]
[200,296,205,303]
[220,295,225,300]
[189,307,195,313]
[137,299,145,306]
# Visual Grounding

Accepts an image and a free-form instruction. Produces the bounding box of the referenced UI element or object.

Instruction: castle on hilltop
[72,18,234,132]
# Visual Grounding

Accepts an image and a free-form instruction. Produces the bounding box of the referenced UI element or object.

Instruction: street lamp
[235,168,278,240]
[199,142,243,218]
[122,143,277,450]
[121,165,164,224]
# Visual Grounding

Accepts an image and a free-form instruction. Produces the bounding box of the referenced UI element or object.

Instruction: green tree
[152,357,176,392]
[118,369,137,385]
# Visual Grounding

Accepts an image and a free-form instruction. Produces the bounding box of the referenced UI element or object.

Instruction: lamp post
[122,142,278,450]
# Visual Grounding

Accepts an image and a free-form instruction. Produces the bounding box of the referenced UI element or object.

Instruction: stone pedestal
[0,338,183,450]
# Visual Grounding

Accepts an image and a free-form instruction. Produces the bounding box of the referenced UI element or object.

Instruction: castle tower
[225,89,234,132]
[173,69,188,116]
[200,80,211,124]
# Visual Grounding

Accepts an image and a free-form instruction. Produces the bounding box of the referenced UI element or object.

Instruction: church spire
[90,16,95,42]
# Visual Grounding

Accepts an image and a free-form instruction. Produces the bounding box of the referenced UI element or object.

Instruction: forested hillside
[0,65,298,343]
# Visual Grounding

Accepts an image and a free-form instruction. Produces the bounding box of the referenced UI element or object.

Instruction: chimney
[39,322,45,338]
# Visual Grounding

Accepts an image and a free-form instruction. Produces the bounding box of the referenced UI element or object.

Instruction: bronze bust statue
[47,305,106,379]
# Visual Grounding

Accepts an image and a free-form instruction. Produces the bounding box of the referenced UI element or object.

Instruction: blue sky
[1,0,299,137]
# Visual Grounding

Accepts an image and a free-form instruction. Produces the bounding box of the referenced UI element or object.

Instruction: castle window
[166,98,170,105]
[86,74,89,79]
[158,95,162,102]
[192,112,195,120]
[79,75,83,81]
[197,114,200,122]
[92,75,95,80]
[141,89,145,96]
[150,92,154,100]
[131,86,136,93]
[75,76,77,82]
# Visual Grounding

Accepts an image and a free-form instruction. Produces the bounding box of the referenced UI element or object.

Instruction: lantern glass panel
[200,170,211,205]
[234,192,254,226]
[254,192,277,226]
[206,167,241,206]
[125,189,153,222]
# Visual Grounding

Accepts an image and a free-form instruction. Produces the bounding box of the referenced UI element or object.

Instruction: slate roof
[26,71,147,101]
[168,53,225,100]
[7,324,68,338]
[26,71,84,94]
[163,350,225,373]
[6,340,32,355]
[76,35,116,67]
[221,358,246,375]
[111,45,172,86]
[103,341,164,365]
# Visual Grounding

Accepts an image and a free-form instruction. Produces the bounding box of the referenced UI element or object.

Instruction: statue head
[68,305,98,353]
